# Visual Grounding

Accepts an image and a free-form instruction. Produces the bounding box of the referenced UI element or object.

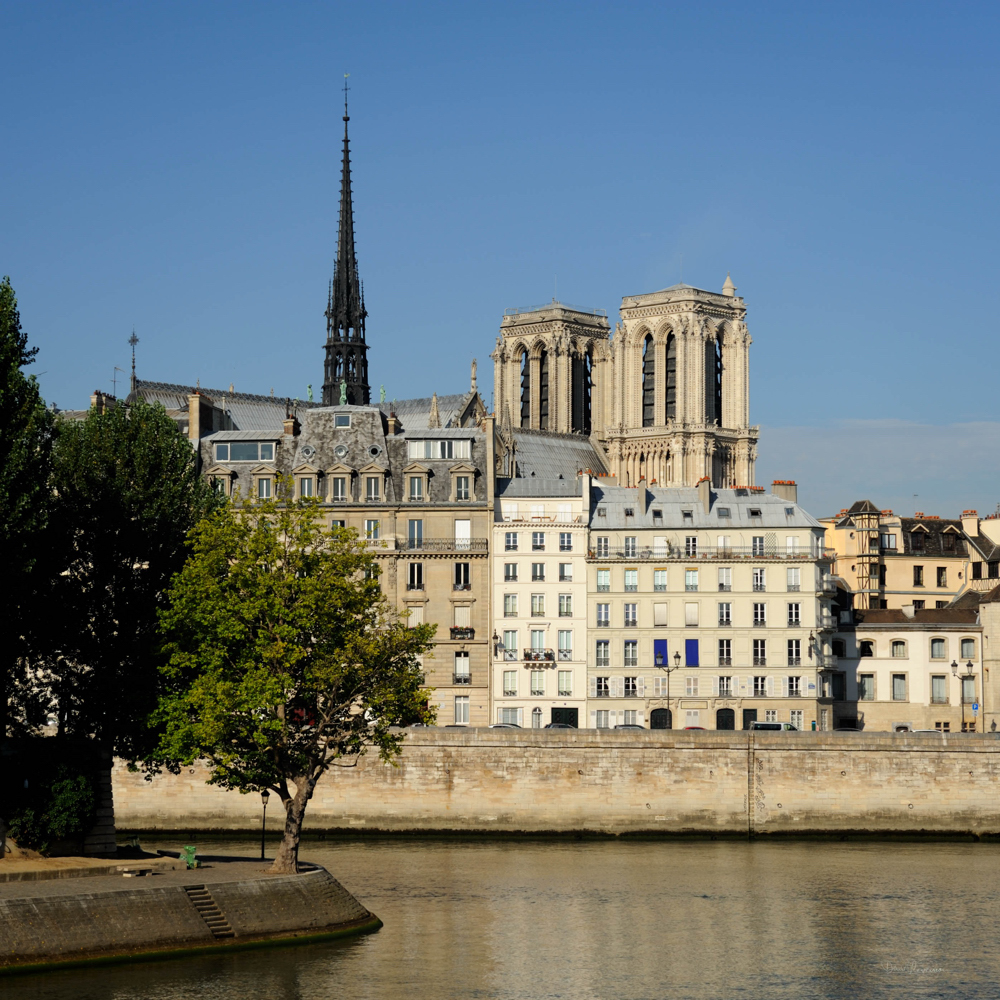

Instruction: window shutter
[711,676,718,696]
[454,605,471,627]
[589,676,597,698]
[780,677,788,697]
[653,602,668,626]
[685,602,699,626]
[637,711,645,726]
[408,606,424,626]
[637,677,645,697]
[653,536,667,555]
[609,711,617,726]
[589,711,597,728]
[767,676,774,696]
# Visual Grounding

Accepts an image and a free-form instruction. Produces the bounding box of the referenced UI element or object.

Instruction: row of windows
[854,673,976,704]
[846,637,978,660]
[501,670,576,697]
[407,562,472,590]
[585,601,804,628]
[593,567,805,592]
[594,505,786,522]
[504,562,576,582]
[218,472,475,504]
[592,638,804,668]
[500,630,576,659]
[502,594,579,617]
[504,532,575,552]
[591,675,805,698]
[590,535,811,557]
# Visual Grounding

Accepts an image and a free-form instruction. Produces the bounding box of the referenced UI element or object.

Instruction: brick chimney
[697,476,711,514]
[772,480,798,503]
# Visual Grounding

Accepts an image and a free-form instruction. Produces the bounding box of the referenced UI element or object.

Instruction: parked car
[490,723,521,729]
[911,729,946,735]
[614,724,645,730]
[544,722,577,729]
[749,722,798,731]
[683,726,706,730]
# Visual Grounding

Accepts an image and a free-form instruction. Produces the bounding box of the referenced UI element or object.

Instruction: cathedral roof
[509,429,609,480]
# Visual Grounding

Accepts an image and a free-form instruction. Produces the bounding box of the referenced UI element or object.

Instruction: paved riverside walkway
[0,856,295,899]
[0,855,378,969]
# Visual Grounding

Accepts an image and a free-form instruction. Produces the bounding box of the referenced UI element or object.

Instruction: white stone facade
[491,480,591,728]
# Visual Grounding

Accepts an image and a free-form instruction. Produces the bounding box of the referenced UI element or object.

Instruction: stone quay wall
[113,730,1000,837]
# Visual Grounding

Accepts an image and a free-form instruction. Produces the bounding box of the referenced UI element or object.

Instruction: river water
[10,837,1000,1000]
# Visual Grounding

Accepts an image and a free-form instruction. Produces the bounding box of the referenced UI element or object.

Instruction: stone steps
[184,884,235,938]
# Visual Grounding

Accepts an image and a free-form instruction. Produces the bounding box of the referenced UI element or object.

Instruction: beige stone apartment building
[584,479,835,730]
[821,502,974,610]
[828,607,983,732]
[491,477,591,728]
[134,380,494,727]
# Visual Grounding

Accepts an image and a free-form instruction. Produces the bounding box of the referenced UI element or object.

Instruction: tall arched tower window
[538,349,550,430]
[705,334,722,424]
[665,333,677,422]
[571,348,592,435]
[520,350,531,427]
[641,335,655,427]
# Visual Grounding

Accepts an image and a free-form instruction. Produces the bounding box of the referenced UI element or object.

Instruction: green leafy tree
[37,398,222,756]
[153,491,436,874]
[0,276,55,738]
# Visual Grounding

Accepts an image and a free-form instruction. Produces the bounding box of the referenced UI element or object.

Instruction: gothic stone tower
[491,301,611,438]
[322,94,370,406]
[605,277,757,488]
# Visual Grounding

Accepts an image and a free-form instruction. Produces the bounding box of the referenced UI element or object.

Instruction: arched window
[665,333,677,421]
[538,349,550,430]
[519,349,531,427]
[531,707,542,729]
[571,348,592,434]
[930,637,946,659]
[642,334,655,427]
[705,333,722,424]
[891,640,907,658]
[962,637,976,659]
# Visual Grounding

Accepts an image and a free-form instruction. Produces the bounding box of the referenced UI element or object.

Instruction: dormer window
[624,508,635,518]
[455,476,470,501]
[749,508,762,518]
[682,510,693,521]
[366,476,381,501]
[596,507,606,517]
[652,509,663,521]
[407,439,472,460]
[409,476,424,500]
[215,441,275,462]
[334,414,351,428]
[717,507,731,518]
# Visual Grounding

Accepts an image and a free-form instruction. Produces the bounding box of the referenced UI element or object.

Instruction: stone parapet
[113,730,1000,837]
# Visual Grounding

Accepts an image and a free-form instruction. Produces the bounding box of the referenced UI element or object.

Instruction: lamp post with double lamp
[259,789,270,861]
[952,659,978,732]
[654,650,682,729]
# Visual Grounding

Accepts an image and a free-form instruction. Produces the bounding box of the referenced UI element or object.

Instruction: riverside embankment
[114,729,1000,837]
[0,856,380,972]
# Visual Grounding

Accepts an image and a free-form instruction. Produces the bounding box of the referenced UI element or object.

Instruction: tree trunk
[269,775,315,874]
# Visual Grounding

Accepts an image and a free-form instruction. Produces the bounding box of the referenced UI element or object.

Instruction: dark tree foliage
[0,277,55,739]
[36,398,223,758]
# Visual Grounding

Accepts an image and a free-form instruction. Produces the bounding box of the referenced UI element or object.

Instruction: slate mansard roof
[203,403,489,505]
[590,486,823,531]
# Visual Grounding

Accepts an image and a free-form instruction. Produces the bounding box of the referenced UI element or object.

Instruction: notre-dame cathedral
[491,280,758,488]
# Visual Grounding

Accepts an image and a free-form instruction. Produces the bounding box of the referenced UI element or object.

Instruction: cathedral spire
[322,75,370,406]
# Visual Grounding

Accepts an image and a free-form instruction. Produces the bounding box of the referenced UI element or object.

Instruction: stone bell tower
[605,277,758,488]
[491,300,611,438]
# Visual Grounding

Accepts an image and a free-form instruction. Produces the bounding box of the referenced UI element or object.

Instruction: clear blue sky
[5,1,1000,516]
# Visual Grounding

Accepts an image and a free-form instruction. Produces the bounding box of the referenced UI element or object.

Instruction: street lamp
[259,789,270,861]
[654,651,682,729]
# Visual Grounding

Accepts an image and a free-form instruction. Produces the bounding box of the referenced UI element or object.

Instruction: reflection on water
[8,838,1000,1000]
